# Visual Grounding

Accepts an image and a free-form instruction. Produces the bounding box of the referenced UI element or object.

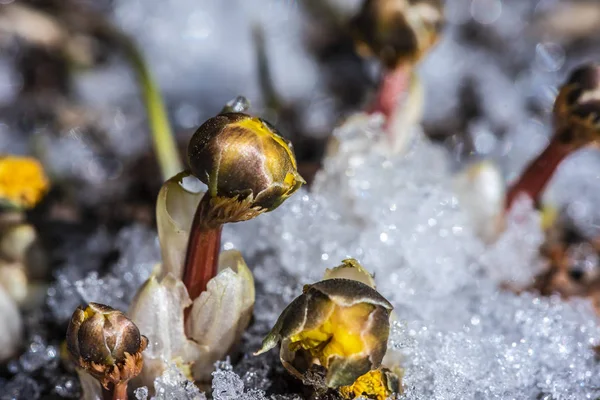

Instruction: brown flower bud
[351,0,444,69]
[66,303,148,389]
[187,111,305,226]
[553,64,600,148]
[255,272,393,389]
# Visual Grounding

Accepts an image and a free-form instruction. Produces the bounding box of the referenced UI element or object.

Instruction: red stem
[182,199,222,302]
[369,64,411,131]
[102,382,128,400]
[505,137,572,210]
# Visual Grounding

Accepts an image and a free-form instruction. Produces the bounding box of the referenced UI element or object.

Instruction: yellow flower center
[289,303,374,367]
[339,369,392,400]
[0,156,48,209]
[231,117,297,169]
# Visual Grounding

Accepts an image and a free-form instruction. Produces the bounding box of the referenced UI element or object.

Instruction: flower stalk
[181,103,304,303]
[182,196,223,299]
[118,34,183,181]
[505,63,600,211]
[351,0,443,136]
[505,137,571,209]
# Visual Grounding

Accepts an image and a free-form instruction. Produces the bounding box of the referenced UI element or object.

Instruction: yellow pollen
[339,369,391,400]
[0,156,48,209]
[288,303,373,367]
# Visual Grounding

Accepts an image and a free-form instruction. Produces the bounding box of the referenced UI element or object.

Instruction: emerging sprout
[506,63,600,209]
[0,155,48,209]
[129,171,255,388]
[187,112,305,227]
[66,303,148,400]
[255,269,393,389]
[183,98,304,300]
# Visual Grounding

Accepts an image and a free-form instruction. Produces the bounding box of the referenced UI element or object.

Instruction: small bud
[553,63,600,148]
[324,258,376,289]
[66,303,148,389]
[338,367,401,400]
[0,155,49,209]
[255,272,393,389]
[187,111,305,226]
[351,0,444,69]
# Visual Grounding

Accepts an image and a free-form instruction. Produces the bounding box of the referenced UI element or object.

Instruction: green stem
[115,32,183,180]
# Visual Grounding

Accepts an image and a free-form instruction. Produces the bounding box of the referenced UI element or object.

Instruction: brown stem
[369,64,412,130]
[505,137,572,210]
[102,382,128,400]
[182,197,222,302]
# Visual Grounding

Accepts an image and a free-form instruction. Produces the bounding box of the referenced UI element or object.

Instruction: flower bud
[66,303,148,389]
[553,64,600,148]
[0,155,49,209]
[324,258,376,288]
[187,111,305,226]
[255,275,393,389]
[351,0,444,69]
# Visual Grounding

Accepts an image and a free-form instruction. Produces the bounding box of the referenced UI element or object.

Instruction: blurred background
[1,0,600,217]
[2,0,600,397]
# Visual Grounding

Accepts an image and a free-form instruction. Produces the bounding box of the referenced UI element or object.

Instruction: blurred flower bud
[453,161,505,243]
[324,258,376,288]
[255,273,393,388]
[553,63,600,148]
[156,171,204,280]
[338,367,401,399]
[0,223,36,263]
[66,303,148,389]
[0,284,22,362]
[351,0,444,69]
[186,250,255,381]
[0,261,28,303]
[187,110,305,226]
[0,155,49,209]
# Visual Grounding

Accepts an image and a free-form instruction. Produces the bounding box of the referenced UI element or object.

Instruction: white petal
[186,250,255,382]
[128,272,202,388]
[156,172,204,279]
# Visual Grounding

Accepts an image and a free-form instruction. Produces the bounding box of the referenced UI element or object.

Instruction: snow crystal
[224,114,600,399]
[47,224,160,322]
[145,364,205,400]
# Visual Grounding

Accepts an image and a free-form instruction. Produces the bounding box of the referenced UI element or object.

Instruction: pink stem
[505,137,572,210]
